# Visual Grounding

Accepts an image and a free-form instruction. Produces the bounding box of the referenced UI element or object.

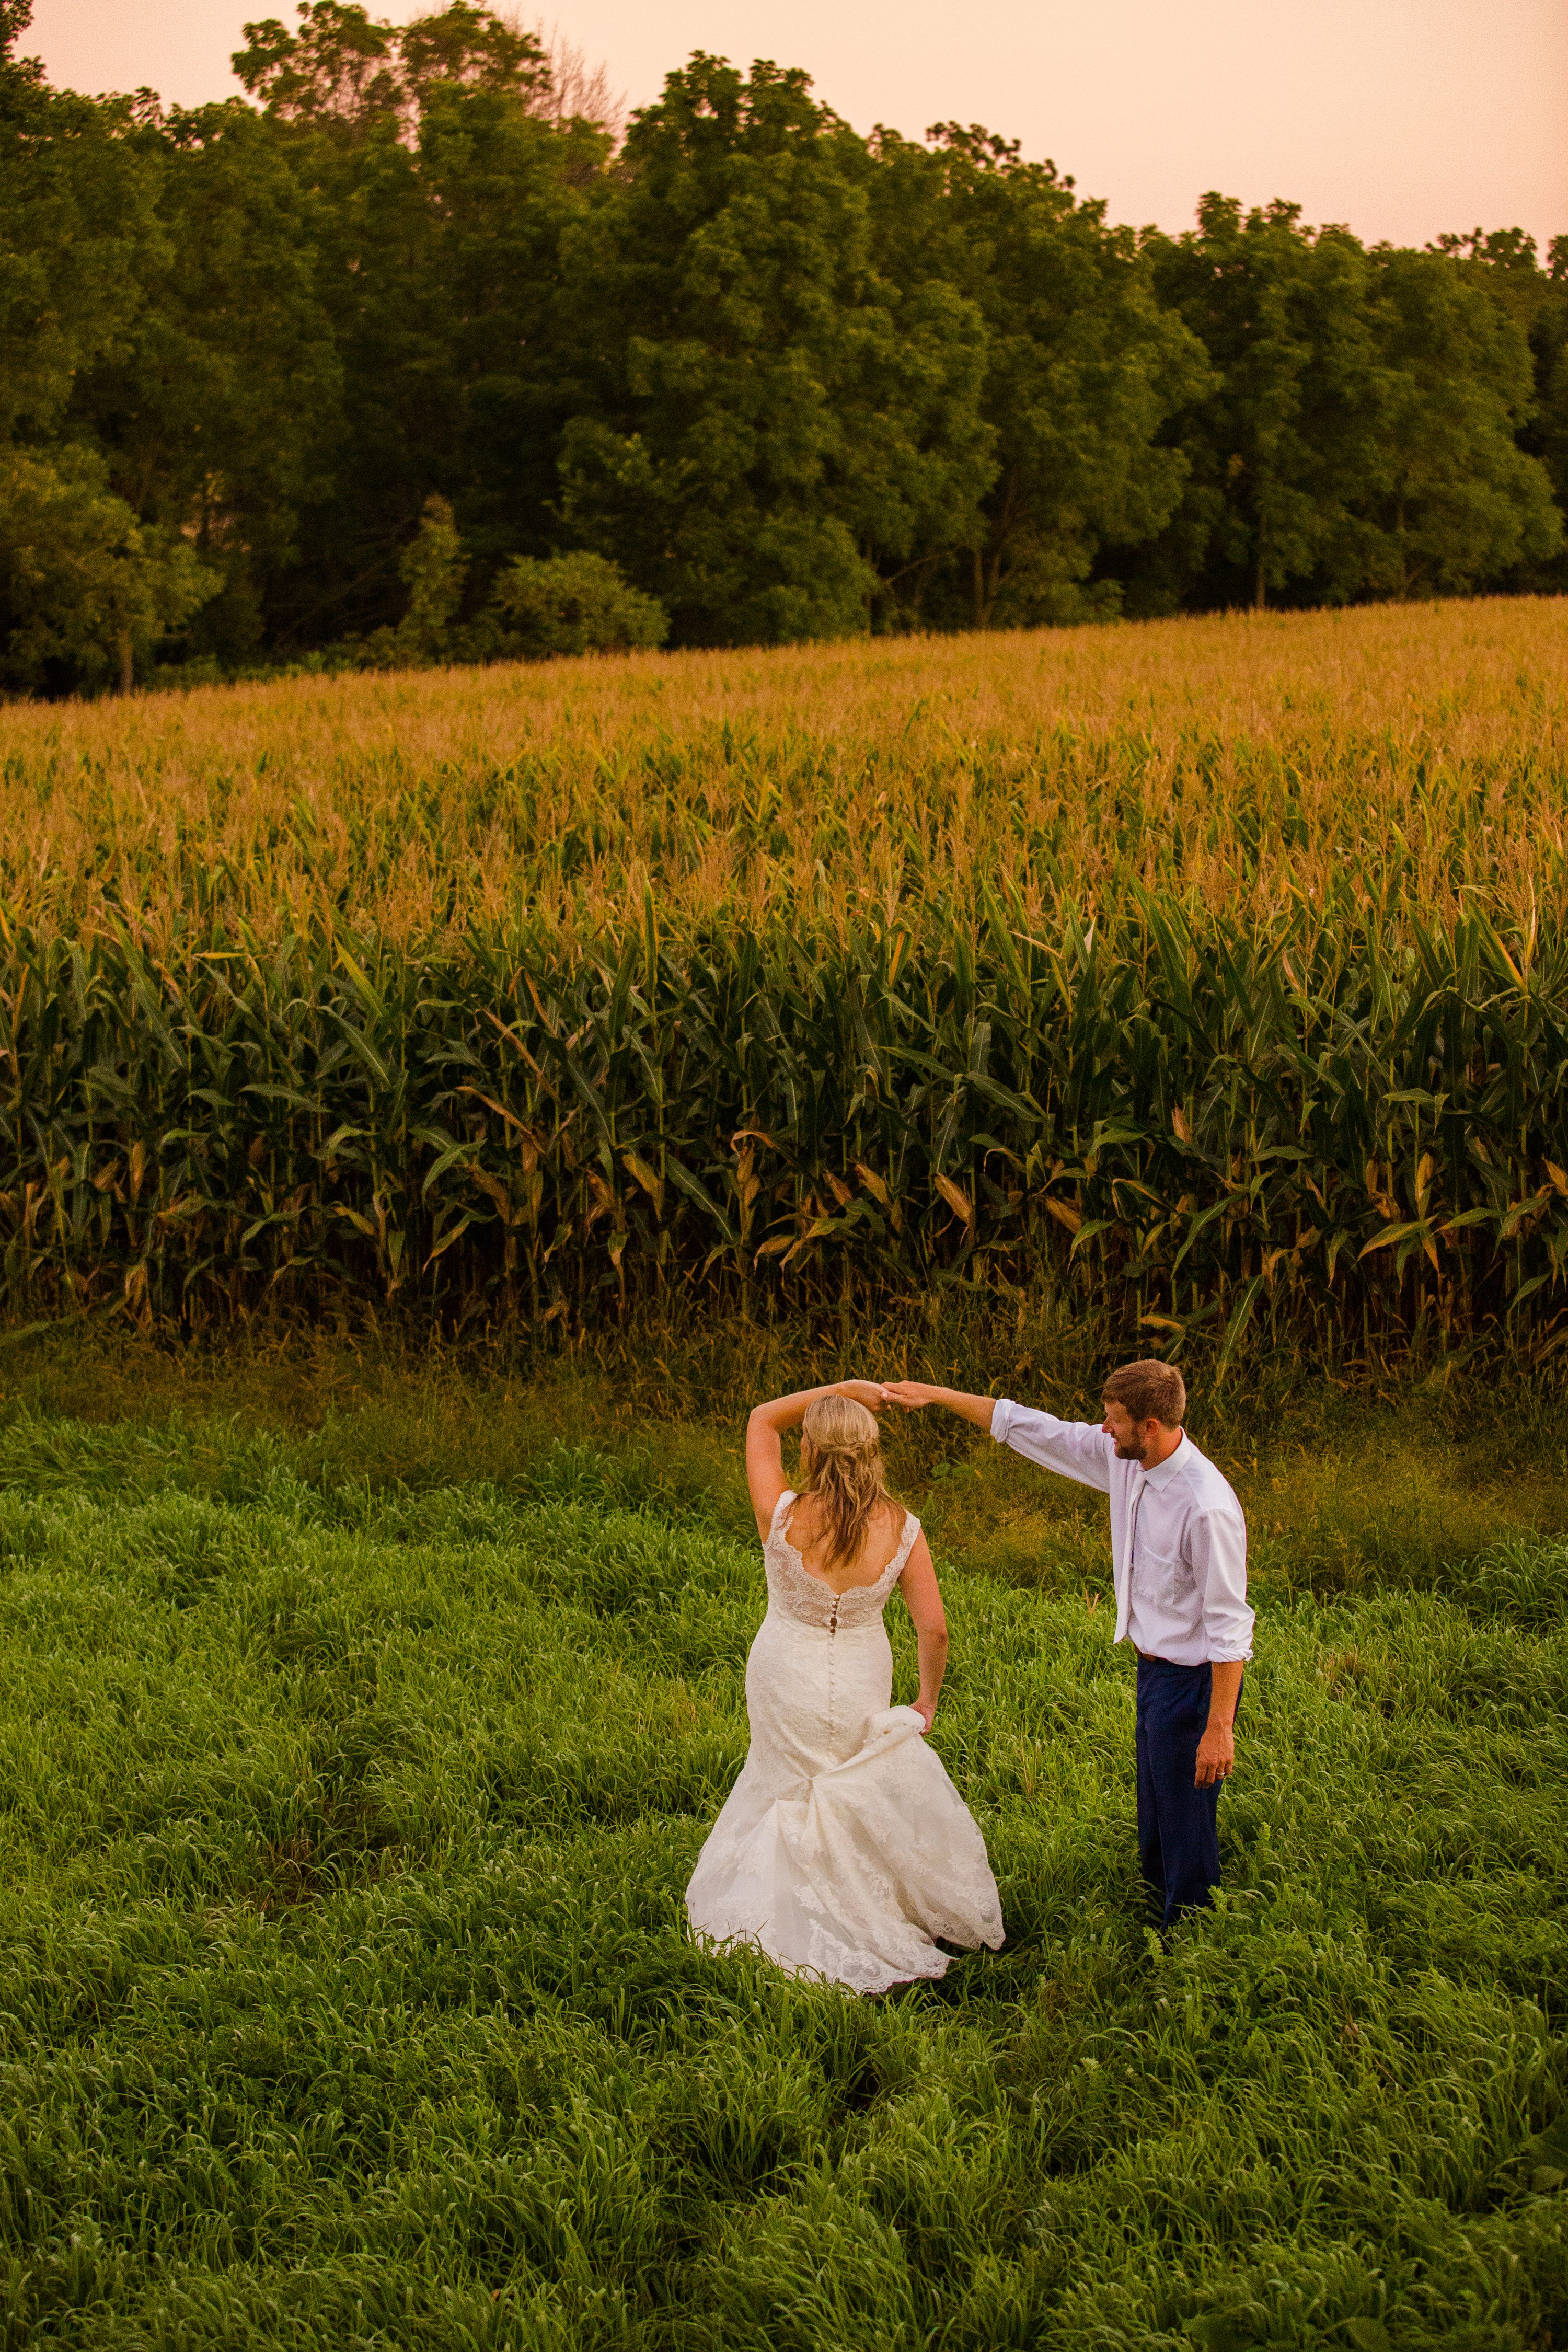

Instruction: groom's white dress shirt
[990,1402,1253,1666]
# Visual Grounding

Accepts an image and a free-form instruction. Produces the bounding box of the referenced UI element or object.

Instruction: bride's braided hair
[799,1394,891,1572]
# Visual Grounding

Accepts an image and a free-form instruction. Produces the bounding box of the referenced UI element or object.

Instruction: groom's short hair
[1102,1358,1186,1428]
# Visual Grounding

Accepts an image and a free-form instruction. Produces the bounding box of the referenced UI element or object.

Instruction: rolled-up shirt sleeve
[990,1400,1113,1493]
[1187,1505,1254,1661]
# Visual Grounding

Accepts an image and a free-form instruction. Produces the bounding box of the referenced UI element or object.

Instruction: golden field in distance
[0,597,1563,952]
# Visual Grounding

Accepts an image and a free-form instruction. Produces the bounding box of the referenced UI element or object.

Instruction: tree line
[3,0,1564,696]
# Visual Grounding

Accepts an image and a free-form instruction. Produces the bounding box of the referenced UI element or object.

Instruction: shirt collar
[1137,1431,1188,1491]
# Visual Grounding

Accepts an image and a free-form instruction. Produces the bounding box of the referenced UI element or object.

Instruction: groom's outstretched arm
[880,1382,997,1432]
[883,1383,1114,1493]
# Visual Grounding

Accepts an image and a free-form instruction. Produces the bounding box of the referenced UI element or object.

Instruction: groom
[883,1361,1252,1933]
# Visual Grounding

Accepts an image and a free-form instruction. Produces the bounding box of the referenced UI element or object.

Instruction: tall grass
[1,601,1565,1353]
[0,1376,1562,2349]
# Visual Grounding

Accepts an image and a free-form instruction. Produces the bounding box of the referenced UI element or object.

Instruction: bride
[685,1380,1004,1993]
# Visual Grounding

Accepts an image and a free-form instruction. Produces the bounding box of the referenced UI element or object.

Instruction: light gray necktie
[1128,1474,1145,1600]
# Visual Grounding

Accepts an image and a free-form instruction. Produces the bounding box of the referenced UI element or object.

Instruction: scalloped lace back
[764,1490,920,1631]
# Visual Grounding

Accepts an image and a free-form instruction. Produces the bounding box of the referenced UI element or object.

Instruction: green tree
[1129,197,1390,613]
[486,550,667,658]
[1429,227,1568,593]
[63,97,343,664]
[1356,246,1561,596]
[0,3,162,439]
[0,2,221,689]
[558,55,992,645]
[333,507,665,667]
[232,1,405,134]
[0,446,216,693]
[1539,240,1568,583]
[1123,200,1563,613]
[234,0,548,135]
[392,491,466,660]
[869,124,1209,629]
[233,3,606,648]
[9,0,1561,679]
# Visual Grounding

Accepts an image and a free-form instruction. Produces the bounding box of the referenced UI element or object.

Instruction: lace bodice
[764,1491,921,1632]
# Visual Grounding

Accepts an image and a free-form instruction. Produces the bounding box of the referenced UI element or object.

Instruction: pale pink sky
[27,0,1568,252]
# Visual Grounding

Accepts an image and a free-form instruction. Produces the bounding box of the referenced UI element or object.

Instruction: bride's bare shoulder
[866,1495,910,1564]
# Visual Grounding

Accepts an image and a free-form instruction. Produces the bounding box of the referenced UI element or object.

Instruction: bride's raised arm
[745,1380,890,1541]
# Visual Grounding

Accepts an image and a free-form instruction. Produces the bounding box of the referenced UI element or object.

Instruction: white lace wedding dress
[685,1491,1005,1993]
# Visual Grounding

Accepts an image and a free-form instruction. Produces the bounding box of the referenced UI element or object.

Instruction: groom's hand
[1194,1722,1235,1786]
[881,1381,941,1409]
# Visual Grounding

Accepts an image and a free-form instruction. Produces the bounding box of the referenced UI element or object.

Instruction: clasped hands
[834,1378,937,1412]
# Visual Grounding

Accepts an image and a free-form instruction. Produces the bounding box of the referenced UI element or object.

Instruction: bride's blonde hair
[799,1394,891,1572]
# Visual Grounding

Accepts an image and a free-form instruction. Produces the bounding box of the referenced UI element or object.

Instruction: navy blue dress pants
[1135,1656,1241,1932]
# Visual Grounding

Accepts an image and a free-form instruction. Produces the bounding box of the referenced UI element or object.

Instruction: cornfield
[3,598,1566,1359]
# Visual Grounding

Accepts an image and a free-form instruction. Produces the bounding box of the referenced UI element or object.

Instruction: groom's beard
[1113,1436,1147,1462]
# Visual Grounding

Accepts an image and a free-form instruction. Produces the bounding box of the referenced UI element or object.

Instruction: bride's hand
[914,1697,937,1733]
[836,1379,891,1412]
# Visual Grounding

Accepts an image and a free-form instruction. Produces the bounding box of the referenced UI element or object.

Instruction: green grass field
[0,1341,1565,2349]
